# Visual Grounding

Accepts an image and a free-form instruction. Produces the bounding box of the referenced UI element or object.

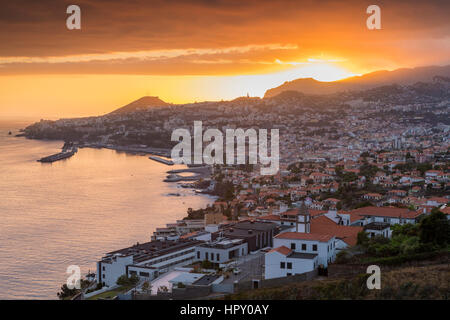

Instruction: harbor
[164,166,211,182]
[79,143,172,157]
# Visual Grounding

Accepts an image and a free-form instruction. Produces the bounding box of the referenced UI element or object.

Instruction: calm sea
[0,120,215,299]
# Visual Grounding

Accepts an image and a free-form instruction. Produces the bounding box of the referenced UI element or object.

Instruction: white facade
[264,249,318,280]
[363,215,416,226]
[97,242,199,287]
[195,239,248,264]
[366,227,390,238]
[273,236,336,268]
[97,255,133,287]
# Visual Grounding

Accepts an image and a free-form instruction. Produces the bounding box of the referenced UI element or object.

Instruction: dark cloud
[0,0,448,74]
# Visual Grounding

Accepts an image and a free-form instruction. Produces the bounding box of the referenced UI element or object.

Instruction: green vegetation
[201,259,214,269]
[214,181,235,201]
[394,162,433,176]
[56,279,90,300]
[141,281,152,293]
[184,207,212,220]
[116,274,139,286]
[57,284,79,300]
[350,209,450,265]
[85,282,103,294]
[419,208,450,245]
[359,162,379,179]
[226,264,449,300]
[87,285,133,300]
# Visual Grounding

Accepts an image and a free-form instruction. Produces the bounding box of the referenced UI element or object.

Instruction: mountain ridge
[264,65,450,98]
[109,96,170,114]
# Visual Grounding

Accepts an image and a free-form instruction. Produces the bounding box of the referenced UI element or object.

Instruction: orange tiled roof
[428,197,448,204]
[338,210,368,223]
[268,246,292,256]
[275,232,333,242]
[311,216,363,246]
[282,209,299,216]
[257,214,281,221]
[350,206,421,219]
[309,209,327,217]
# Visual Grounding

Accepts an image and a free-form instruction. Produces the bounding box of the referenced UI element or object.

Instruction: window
[216,253,220,261]
[102,266,105,271]
[290,243,296,250]
[287,262,292,269]
[129,271,137,276]
[197,251,200,259]
[313,244,317,251]
[302,244,306,251]
[280,262,285,269]
[102,274,105,279]
[205,252,209,260]
[287,273,292,276]
[139,272,150,277]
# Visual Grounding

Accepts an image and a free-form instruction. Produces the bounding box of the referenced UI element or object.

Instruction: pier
[149,155,174,165]
[37,147,77,163]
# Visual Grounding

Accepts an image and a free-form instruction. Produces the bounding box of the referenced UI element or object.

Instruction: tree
[357,231,369,246]
[419,209,450,246]
[116,274,140,286]
[391,223,419,238]
[141,281,152,293]
[354,201,373,209]
[57,284,78,300]
[201,259,213,269]
[158,286,169,293]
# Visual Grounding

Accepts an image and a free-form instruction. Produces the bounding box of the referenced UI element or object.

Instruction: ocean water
[0,120,215,299]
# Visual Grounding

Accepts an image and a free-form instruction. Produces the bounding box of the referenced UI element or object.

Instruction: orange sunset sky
[0,0,449,118]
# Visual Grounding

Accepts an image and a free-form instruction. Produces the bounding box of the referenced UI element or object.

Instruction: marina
[164,166,211,182]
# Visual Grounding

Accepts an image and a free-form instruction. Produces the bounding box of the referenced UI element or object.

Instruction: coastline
[1,129,217,299]
[79,143,172,157]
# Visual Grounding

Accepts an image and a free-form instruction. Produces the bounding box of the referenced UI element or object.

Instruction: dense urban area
[24,77,450,300]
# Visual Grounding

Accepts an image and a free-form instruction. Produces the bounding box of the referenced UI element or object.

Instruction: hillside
[109,96,170,114]
[226,262,450,300]
[264,65,450,98]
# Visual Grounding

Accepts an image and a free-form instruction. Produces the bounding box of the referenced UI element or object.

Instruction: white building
[273,232,336,268]
[264,202,360,280]
[195,238,248,266]
[264,246,318,279]
[348,206,423,237]
[364,222,391,238]
[97,240,202,287]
